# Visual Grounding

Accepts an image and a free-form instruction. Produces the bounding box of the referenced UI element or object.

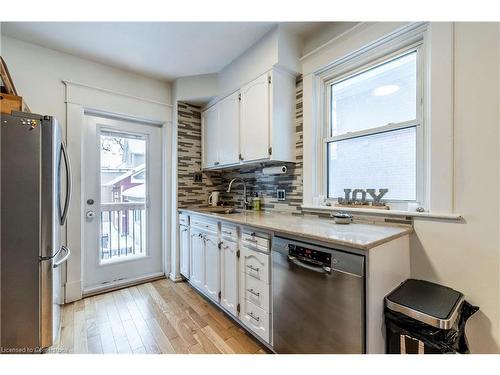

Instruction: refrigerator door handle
[60,141,72,225]
[53,246,71,268]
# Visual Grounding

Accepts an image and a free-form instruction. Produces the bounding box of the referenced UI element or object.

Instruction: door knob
[86,210,96,219]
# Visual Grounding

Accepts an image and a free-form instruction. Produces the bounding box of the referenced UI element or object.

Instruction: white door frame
[63,80,173,303]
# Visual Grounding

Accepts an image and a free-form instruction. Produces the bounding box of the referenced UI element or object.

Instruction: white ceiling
[1,22,328,81]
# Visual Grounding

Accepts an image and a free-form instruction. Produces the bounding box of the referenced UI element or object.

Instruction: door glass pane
[330,51,417,136]
[327,127,417,201]
[99,131,147,264]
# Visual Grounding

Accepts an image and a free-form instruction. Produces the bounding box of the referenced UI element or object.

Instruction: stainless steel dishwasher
[272,236,365,353]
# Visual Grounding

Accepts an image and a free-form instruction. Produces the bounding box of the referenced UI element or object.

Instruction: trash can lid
[385,279,464,329]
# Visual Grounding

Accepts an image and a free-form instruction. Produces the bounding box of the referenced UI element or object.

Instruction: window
[325,48,422,203]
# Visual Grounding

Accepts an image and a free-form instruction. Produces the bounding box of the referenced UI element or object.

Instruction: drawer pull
[222,230,233,235]
[248,312,260,322]
[247,288,260,297]
[246,265,260,272]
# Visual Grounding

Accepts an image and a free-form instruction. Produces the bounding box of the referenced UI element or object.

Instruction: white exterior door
[240,72,270,162]
[221,240,238,316]
[83,115,163,292]
[179,224,190,278]
[203,232,220,302]
[190,229,205,291]
[202,105,219,168]
[218,91,240,166]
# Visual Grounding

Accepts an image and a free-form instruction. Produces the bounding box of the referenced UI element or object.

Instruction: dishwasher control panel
[288,244,331,267]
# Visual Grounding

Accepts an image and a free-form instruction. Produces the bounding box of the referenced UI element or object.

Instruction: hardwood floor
[54,279,269,354]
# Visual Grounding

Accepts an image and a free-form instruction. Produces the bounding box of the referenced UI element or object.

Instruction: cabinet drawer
[240,247,270,284]
[221,223,238,241]
[240,273,270,311]
[241,230,270,252]
[179,213,189,225]
[240,299,270,343]
[190,216,218,233]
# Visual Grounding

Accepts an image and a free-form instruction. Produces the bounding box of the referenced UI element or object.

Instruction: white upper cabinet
[201,104,219,168]
[240,72,270,163]
[202,67,296,170]
[218,91,240,166]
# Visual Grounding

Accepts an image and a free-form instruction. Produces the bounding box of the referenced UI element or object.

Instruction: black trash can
[385,279,479,354]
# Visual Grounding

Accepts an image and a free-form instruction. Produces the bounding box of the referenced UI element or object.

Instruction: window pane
[330,51,417,136]
[327,127,416,201]
[100,132,147,264]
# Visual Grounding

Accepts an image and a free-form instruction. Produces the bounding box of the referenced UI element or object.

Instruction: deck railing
[100,202,146,262]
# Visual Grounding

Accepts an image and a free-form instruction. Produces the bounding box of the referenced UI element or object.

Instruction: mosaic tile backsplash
[177,76,303,213]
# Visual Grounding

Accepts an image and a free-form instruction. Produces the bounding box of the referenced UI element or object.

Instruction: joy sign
[338,188,389,205]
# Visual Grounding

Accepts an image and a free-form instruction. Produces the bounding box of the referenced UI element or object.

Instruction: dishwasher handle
[288,255,332,274]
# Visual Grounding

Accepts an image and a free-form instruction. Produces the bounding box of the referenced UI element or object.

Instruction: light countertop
[178,208,412,251]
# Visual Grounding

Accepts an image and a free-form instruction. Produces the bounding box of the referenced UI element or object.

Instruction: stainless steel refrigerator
[1,111,72,353]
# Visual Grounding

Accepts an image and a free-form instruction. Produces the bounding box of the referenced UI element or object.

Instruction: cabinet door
[218,91,240,166]
[240,298,270,343]
[202,104,219,168]
[221,240,238,317]
[203,233,220,303]
[240,72,270,163]
[179,225,190,279]
[240,246,270,284]
[190,229,205,291]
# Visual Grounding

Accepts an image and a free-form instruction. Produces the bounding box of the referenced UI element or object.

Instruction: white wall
[173,73,218,105]
[0,36,172,137]
[0,35,173,300]
[217,26,301,99]
[301,22,361,57]
[302,22,500,353]
[411,23,500,353]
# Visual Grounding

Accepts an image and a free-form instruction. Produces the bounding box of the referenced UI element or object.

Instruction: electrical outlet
[193,172,202,183]
[277,189,286,201]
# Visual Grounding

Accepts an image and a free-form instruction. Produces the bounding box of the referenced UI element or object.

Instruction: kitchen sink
[197,206,242,214]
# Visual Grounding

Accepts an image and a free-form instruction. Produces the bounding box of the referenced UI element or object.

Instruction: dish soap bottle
[252,192,261,211]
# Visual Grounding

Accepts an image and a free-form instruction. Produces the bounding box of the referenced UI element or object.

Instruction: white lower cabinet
[240,246,270,284]
[190,228,205,291]
[185,215,272,344]
[240,271,270,311]
[179,224,190,279]
[239,244,271,343]
[203,232,220,303]
[221,239,239,317]
[240,297,270,343]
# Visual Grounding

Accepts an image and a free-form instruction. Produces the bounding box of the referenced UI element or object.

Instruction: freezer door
[40,117,63,348]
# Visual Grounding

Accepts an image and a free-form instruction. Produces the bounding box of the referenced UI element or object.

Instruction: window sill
[301,204,463,221]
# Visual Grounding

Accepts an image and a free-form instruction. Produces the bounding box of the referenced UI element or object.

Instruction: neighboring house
[101,163,146,203]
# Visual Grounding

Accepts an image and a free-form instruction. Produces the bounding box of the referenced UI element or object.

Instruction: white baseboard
[169,273,184,282]
[65,280,83,303]
[82,272,166,297]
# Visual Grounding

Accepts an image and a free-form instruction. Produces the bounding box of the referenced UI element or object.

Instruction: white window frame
[317,39,426,210]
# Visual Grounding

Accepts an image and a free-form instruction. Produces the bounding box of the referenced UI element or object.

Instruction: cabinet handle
[214,161,220,166]
[222,230,233,235]
[247,288,260,297]
[248,312,260,322]
[246,265,260,272]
